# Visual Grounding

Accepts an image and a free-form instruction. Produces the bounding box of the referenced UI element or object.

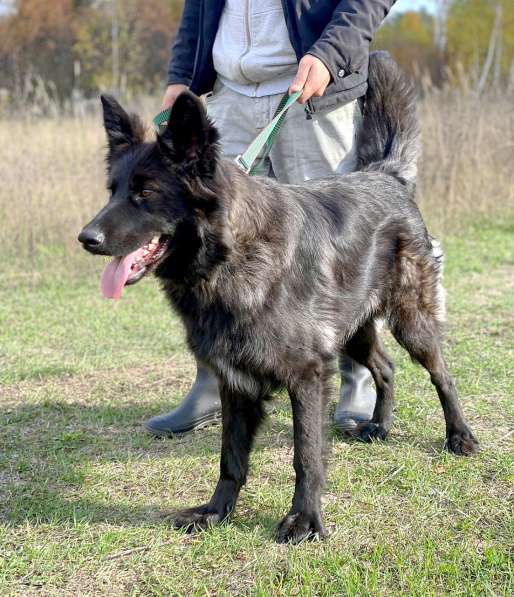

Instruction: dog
[79,53,478,544]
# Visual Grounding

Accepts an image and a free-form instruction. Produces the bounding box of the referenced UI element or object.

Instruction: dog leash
[234,90,302,175]
[152,90,302,176]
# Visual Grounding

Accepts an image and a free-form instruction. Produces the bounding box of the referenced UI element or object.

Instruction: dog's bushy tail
[356,51,420,185]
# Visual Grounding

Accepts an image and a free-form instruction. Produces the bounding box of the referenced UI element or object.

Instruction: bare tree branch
[477,3,502,95]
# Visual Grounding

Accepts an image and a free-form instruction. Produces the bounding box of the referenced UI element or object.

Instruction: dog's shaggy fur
[80,53,478,543]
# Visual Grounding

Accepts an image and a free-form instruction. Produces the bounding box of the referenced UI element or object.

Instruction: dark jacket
[168,0,395,112]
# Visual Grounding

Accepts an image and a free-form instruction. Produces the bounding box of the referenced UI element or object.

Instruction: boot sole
[143,411,222,437]
[333,416,371,434]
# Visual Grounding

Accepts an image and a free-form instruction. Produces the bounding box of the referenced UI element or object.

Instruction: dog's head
[78,92,220,298]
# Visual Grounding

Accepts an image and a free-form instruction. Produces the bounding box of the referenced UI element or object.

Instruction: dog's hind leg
[344,320,395,442]
[171,382,265,532]
[277,360,330,544]
[389,305,479,456]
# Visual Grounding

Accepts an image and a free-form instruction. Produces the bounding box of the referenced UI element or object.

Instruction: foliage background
[0,0,513,113]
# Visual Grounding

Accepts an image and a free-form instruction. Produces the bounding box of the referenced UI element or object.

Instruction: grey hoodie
[212,0,298,97]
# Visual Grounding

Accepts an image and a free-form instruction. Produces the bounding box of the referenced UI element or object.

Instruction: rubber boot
[333,356,376,433]
[144,364,222,436]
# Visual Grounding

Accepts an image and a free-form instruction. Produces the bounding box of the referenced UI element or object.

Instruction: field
[0,92,513,595]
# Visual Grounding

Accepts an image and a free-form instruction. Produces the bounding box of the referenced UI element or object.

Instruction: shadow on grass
[0,398,296,531]
[1,397,458,531]
[3,484,283,541]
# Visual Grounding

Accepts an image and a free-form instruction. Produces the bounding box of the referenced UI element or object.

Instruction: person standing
[145,0,396,437]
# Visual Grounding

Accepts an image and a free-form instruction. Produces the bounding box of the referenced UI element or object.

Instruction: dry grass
[418,90,514,231]
[0,117,105,274]
[1,90,512,274]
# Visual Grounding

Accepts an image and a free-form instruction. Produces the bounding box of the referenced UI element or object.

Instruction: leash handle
[235,90,302,175]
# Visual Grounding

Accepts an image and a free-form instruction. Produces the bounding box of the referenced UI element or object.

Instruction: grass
[0,89,513,594]
[0,218,513,595]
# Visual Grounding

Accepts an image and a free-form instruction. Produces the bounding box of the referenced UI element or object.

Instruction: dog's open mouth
[101,235,170,300]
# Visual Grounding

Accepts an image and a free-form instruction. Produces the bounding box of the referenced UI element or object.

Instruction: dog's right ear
[100,95,144,162]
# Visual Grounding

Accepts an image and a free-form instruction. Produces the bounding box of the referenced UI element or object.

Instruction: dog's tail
[356,51,420,185]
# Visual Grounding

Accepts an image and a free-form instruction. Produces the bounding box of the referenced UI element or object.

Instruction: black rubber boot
[144,364,222,436]
[333,356,376,433]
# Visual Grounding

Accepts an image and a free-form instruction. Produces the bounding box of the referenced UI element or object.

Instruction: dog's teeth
[151,236,159,244]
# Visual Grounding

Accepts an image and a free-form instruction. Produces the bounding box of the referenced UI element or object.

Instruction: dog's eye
[140,189,154,199]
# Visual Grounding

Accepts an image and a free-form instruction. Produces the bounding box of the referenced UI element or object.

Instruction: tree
[0,0,184,102]
[373,11,445,84]
[0,0,77,100]
[74,0,183,96]
[447,0,514,90]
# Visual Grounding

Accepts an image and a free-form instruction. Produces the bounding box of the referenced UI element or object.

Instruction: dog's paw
[357,422,389,443]
[276,511,327,544]
[168,504,225,532]
[445,427,479,456]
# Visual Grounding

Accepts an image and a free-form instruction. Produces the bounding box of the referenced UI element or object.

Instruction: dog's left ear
[158,91,219,167]
[101,95,145,162]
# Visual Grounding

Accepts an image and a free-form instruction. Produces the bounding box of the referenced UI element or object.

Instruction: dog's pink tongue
[101,249,141,300]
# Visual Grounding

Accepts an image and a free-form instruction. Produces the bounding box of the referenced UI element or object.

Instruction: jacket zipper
[239,0,258,96]
[191,0,205,88]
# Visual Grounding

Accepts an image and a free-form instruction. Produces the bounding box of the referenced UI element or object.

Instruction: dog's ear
[100,95,145,162]
[158,91,219,167]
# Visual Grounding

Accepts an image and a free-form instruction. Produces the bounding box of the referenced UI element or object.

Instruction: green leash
[152,90,302,176]
[234,90,301,175]
[152,107,172,131]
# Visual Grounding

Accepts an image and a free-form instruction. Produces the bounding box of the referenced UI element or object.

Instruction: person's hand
[289,55,331,104]
[161,84,189,110]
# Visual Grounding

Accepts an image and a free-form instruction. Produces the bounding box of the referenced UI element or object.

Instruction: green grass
[1,219,513,595]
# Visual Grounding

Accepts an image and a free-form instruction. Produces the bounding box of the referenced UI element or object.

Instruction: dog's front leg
[171,382,264,533]
[277,366,328,544]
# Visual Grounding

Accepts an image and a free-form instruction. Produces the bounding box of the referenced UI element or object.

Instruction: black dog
[79,53,478,543]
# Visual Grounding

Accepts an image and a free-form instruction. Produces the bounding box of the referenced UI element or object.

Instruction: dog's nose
[78,227,105,249]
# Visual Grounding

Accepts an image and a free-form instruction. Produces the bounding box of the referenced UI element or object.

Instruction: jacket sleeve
[308,0,396,81]
[167,0,201,86]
